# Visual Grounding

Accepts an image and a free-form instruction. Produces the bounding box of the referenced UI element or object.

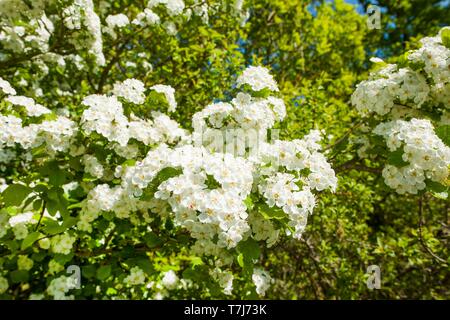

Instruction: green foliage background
[0,0,449,299]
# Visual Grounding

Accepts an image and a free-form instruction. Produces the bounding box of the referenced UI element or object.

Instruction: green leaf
[190,257,203,269]
[387,149,408,167]
[237,238,261,261]
[2,184,32,207]
[10,270,29,284]
[258,203,286,220]
[22,195,37,210]
[106,287,117,295]
[96,265,112,281]
[32,199,43,211]
[102,211,115,221]
[244,196,254,210]
[126,258,155,276]
[141,167,182,200]
[332,135,349,154]
[205,174,221,189]
[53,253,74,265]
[31,251,47,262]
[441,28,450,49]
[68,157,82,171]
[237,253,244,268]
[121,159,136,167]
[156,167,183,182]
[62,216,78,229]
[21,232,41,250]
[82,265,97,279]
[33,184,49,194]
[435,125,450,147]
[431,191,448,200]
[46,199,59,216]
[42,220,65,235]
[426,180,448,194]
[143,233,163,248]
[49,166,66,186]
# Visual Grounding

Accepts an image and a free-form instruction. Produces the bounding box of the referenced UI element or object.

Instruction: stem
[417,196,448,266]
[34,200,46,231]
[334,158,382,174]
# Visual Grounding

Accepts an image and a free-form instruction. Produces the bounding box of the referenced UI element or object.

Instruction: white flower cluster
[132,8,161,27]
[82,154,104,179]
[25,13,54,52]
[62,0,105,66]
[113,79,146,104]
[105,14,129,29]
[148,0,185,16]
[192,92,286,150]
[6,95,51,117]
[124,267,146,286]
[155,146,254,249]
[161,270,178,290]
[47,275,77,300]
[351,65,430,116]
[0,77,16,95]
[77,67,335,267]
[352,28,450,116]
[1,65,336,298]
[81,83,185,147]
[0,82,77,156]
[374,119,450,194]
[50,233,76,255]
[210,268,233,295]
[17,255,34,270]
[236,66,279,92]
[0,8,53,54]
[408,29,450,85]
[150,84,177,112]
[0,113,77,154]
[351,29,450,195]
[248,211,280,247]
[104,13,129,39]
[259,173,314,238]
[81,94,129,146]
[252,268,272,296]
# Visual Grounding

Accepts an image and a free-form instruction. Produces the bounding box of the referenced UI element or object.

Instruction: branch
[324,120,363,151]
[96,46,125,93]
[334,158,382,174]
[417,196,448,266]
[34,200,46,231]
[96,27,147,93]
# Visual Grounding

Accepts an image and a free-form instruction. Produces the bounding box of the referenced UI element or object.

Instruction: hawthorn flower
[124,267,146,286]
[150,84,177,112]
[374,119,450,194]
[132,9,160,26]
[0,77,16,95]
[17,255,34,270]
[0,277,8,294]
[47,276,77,300]
[252,268,272,296]
[113,79,146,104]
[161,270,178,289]
[237,66,279,92]
[105,14,129,28]
[6,96,51,117]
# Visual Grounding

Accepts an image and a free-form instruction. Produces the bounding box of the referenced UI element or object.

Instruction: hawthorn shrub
[0,0,449,299]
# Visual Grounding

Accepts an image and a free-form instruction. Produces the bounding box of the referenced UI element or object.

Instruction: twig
[417,196,448,266]
[324,121,363,151]
[334,158,382,174]
[34,200,46,231]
